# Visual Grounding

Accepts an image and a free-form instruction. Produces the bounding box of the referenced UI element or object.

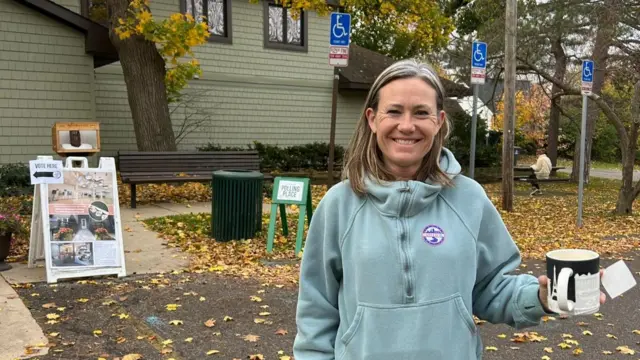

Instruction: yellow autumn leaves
[493,85,550,146]
[114,0,209,103]
[485,180,640,259]
[485,325,640,356]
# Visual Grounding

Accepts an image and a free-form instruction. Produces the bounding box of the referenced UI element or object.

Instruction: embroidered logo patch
[422,225,445,246]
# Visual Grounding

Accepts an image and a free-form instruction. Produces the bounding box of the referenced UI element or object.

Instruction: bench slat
[118,152,257,159]
[118,150,256,155]
[118,160,260,167]
[119,163,259,171]
[117,150,270,208]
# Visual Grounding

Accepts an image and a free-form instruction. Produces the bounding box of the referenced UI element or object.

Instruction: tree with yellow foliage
[492,84,551,148]
[102,0,452,151]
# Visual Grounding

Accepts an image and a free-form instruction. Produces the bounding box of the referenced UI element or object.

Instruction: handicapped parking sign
[330,12,351,46]
[581,60,594,95]
[471,41,487,69]
[582,60,594,83]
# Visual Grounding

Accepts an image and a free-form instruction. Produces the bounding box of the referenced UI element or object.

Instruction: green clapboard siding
[49,0,80,14]
[0,0,94,164]
[95,0,365,157]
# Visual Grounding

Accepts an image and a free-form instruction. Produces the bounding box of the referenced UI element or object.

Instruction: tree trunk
[570,0,618,182]
[614,80,640,215]
[615,140,638,214]
[547,36,566,171]
[106,0,177,151]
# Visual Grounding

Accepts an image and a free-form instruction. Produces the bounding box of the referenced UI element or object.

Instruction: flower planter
[0,232,12,271]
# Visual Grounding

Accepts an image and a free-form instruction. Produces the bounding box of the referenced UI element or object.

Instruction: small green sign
[266,177,313,254]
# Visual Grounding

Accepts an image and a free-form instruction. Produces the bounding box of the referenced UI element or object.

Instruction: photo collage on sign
[47,170,120,268]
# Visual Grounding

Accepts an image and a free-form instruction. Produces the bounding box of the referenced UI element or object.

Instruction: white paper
[29,159,64,185]
[277,180,304,202]
[601,260,637,299]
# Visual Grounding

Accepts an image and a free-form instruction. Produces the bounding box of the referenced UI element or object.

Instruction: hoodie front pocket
[338,294,477,360]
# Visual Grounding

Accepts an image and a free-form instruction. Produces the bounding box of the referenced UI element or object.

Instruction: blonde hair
[341,59,453,196]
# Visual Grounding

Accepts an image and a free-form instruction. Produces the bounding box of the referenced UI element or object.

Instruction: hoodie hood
[364,147,462,217]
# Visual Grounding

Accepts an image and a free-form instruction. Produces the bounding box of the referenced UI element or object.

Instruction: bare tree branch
[517,56,630,150]
[170,89,216,145]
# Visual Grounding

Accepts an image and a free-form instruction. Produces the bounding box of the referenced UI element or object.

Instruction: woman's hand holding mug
[537,249,606,315]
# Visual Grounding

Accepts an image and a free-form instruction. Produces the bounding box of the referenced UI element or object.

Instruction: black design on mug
[546,249,600,315]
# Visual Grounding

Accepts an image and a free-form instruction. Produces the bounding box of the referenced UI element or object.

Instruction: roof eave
[339,74,474,98]
[11,0,119,68]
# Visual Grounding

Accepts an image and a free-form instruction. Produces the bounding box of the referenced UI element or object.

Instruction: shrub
[447,111,501,168]
[198,141,345,172]
[0,163,32,197]
[0,213,23,236]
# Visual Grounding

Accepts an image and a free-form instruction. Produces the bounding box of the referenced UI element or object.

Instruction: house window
[182,0,232,44]
[263,2,308,52]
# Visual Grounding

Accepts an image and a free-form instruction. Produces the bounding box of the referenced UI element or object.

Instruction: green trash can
[211,170,264,242]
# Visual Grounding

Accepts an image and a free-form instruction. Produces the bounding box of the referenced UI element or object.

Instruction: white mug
[546,249,600,315]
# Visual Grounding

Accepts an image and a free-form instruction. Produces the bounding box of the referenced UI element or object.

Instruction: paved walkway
[558,167,640,181]
[0,278,48,359]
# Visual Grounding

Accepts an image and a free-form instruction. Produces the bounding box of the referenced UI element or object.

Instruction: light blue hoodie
[293,148,549,360]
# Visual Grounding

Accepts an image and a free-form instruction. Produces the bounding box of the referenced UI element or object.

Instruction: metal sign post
[578,59,594,227]
[327,11,351,186]
[469,41,487,179]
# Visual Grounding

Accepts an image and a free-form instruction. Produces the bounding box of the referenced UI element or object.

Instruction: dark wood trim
[180,0,233,45]
[262,0,308,53]
[11,0,118,68]
[338,81,370,91]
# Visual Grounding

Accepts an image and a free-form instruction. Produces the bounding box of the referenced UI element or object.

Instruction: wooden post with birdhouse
[52,122,101,167]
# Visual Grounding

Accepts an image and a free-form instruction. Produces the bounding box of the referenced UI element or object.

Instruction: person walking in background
[529,148,553,196]
[292,59,605,360]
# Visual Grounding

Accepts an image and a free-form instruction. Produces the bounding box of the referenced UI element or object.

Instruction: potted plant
[0,213,23,271]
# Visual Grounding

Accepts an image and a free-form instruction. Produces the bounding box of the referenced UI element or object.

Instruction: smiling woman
[342,60,452,194]
[291,59,579,360]
[365,77,445,181]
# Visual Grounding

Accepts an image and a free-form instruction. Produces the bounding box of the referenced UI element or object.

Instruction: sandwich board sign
[28,156,127,283]
[266,177,313,255]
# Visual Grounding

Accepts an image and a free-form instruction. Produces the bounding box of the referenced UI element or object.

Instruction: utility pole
[502,0,517,211]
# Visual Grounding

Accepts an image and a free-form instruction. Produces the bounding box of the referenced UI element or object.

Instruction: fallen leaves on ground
[482,178,640,260]
[117,177,213,207]
[142,200,316,284]
[244,334,260,342]
[143,178,640,287]
[122,355,142,360]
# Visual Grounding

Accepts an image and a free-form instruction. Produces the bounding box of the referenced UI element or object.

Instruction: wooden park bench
[117,151,272,208]
[513,166,569,194]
